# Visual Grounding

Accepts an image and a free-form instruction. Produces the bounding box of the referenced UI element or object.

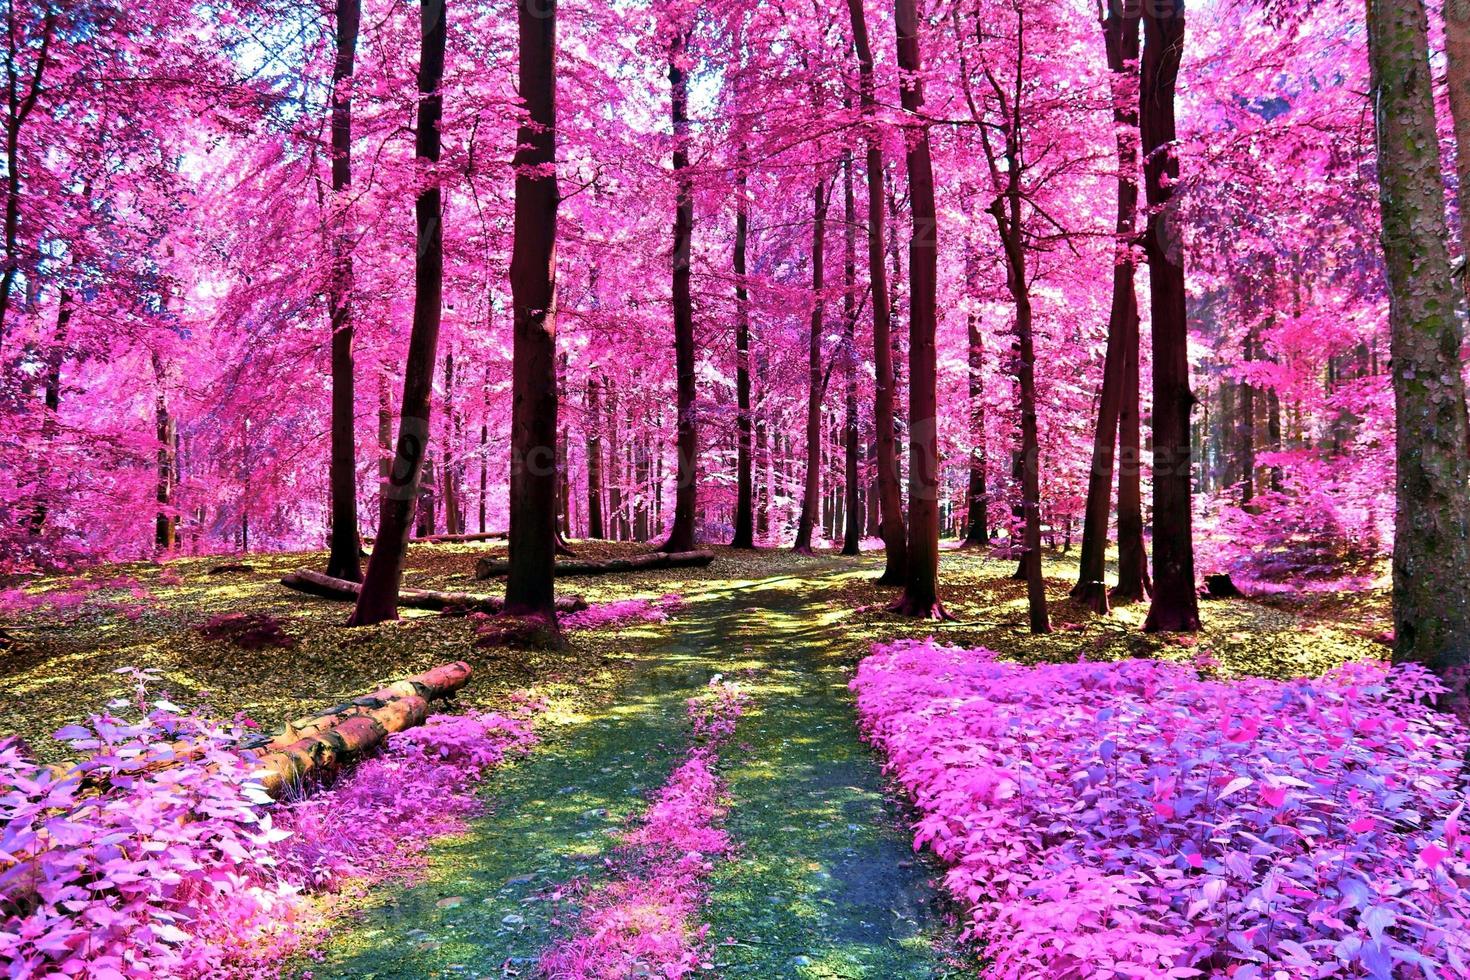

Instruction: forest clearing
[3,0,1470,976]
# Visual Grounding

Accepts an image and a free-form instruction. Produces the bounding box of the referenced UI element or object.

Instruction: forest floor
[0,542,1393,977]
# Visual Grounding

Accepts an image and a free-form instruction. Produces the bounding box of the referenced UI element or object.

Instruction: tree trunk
[1370,0,1470,721]
[848,0,907,583]
[890,0,946,618]
[606,379,624,540]
[504,0,560,621]
[152,352,177,552]
[29,289,69,533]
[662,26,699,553]
[378,367,392,523]
[0,8,54,346]
[1140,0,1200,633]
[1072,2,1141,613]
[444,349,464,535]
[326,0,363,582]
[794,180,828,553]
[348,0,446,626]
[586,377,605,538]
[842,148,862,556]
[1112,285,1152,603]
[731,156,756,549]
[1445,0,1470,303]
[961,307,988,547]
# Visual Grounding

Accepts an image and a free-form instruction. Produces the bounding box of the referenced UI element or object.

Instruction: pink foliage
[851,639,1470,978]
[537,679,747,980]
[1,687,540,978]
[560,594,684,631]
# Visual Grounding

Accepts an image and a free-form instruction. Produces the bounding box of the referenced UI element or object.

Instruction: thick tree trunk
[794,180,828,553]
[731,159,756,548]
[842,149,862,556]
[1072,2,1141,613]
[586,377,605,538]
[890,0,946,618]
[476,549,713,579]
[348,0,446,626]
[1369,0,1470,720]
[326,0,363,582]
[662,27,699,554]
[504,0,560,621]
[961,308,988,547]
[1140,0,1200,633]
[848,0,906,584]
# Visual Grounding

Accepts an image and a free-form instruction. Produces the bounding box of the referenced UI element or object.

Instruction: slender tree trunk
[152,352,177,552]
[349,0,446,626]
[479,365,489,533]
[890,0,946,618]
[443,349,462,536]
[1369,0,1470,720]
[842,148,862,556]
[1240,326,1257,509]
[586,376,604,538]
[756,355,770,540]
[606,379,623,540]
[961,308,988,547]
[662,27,699,553]
[0,8,54,346]
[377,367,392,528]
[847,0,906,582]
[794,180,828,553]
[1112,291,1151,603]
[1140,0,1200,633]
[503,0,560,621]
[325,0,362,581]
[1445,0,1470,302]
[29,288,70,533]
[1072,2,1141,612]
[731,155,756,548]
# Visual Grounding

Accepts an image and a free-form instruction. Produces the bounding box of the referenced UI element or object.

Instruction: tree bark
[1140,0,1200,633]
[443,349,463,535]
[503,0,560,621]
[794,180,828,553]
[961,306,988,547]
[1112,285,1152,603]
[326,0,363,582]
[349,0,446,626]
[890,0,947,618]
[29,288,69,533]
[586,377,605,538]
[847,0,906,584]
[841,147,862,556]
[152,352,177,552]
[731,155,756,548]
[0,6,54,346]
[662,26,699,553]
[1369,0,1470,720]
[1073,1,1141,613]
[1445,0,1470,303]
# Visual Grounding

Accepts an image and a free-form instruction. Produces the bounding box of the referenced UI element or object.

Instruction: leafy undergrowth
[538,679,749,979]
[0,678,540,977]
[852,639,1470,979]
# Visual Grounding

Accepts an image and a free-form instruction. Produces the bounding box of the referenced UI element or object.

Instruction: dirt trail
[307,561,974,979]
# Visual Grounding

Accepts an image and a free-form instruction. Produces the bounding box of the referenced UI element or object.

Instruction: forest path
[306,559,974,979]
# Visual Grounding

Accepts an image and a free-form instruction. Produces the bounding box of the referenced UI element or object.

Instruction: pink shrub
[850,639,1470,979]
[560,594,683,631]
[537,680,747,979]
[1,688,541,977]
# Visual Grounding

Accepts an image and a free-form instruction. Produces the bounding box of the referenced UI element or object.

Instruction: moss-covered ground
[0,541,1390,976]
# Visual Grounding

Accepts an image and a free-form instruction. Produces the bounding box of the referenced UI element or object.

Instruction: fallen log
[281,568,587,613]
[207,562,255,575]
[252,694,430,798]
[474,549,715,580]
[44,662,473,789]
